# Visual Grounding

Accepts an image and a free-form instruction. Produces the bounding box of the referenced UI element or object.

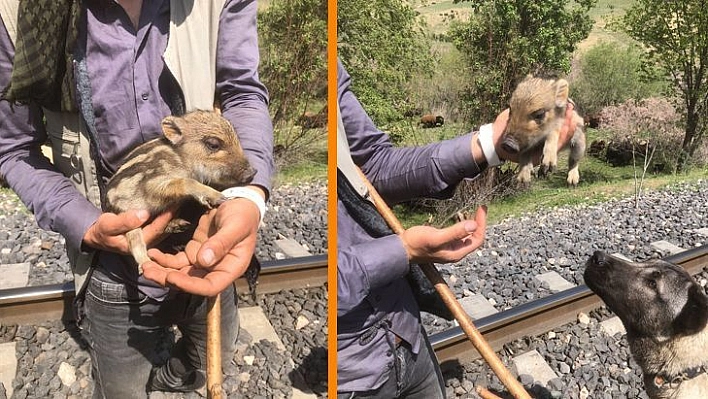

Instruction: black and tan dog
[584,251,708,399]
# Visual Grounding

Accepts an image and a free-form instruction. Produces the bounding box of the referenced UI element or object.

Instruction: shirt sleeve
[337,60,484,204]
[216,0,274,197]
[0,18,100,252]
[337,233,410,316]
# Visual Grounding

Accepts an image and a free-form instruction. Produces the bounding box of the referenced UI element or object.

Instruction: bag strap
[336,101,370,199]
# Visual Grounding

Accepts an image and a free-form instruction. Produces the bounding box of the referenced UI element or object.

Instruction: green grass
[275,155,328,185]
[411,0,637,48]
[580,0,635,50]
[388,123,708,226]
[488,169,708,223]
[272,123,328,186]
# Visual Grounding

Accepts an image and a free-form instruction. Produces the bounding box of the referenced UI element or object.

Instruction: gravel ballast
[3,178,708,398]
[428,179,708,398]
[0,181,328,398]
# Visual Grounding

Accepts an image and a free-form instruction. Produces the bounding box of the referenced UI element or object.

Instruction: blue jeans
[78,269,238,398]
[338,328,446,399]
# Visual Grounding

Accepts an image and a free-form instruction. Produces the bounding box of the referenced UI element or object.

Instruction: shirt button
[141,93,149,100]
[386,350,392,356]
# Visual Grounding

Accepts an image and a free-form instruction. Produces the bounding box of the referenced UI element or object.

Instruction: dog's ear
[673,284,708,336]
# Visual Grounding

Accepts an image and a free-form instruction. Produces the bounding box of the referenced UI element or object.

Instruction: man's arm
[216,0,274,198]
[0,17,101,253]
[337,231,410,316]
[338,60,484,204]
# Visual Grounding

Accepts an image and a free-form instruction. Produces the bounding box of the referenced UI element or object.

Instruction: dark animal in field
[419,114,444,128]
[584,251,708,399]
[298,105,327,129]
[103,110,255,274]
[502,76,586,186]
[587,139,607,157]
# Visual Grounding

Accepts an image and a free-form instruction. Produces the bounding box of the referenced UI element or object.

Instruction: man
[0,1,273,397]
[337,60,576,398]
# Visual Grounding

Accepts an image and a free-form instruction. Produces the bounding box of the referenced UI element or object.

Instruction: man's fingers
[147,248,191,269]
[436,220,478,246]
[437,205,486,244]
[472,205,487,241]
[164,271,226,296]
[197,223,249,267]
[142,208,177,240]
[141,261,169,286]
[105,210,149,234]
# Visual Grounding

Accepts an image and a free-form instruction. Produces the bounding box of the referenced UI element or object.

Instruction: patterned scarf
[2,0,80,111]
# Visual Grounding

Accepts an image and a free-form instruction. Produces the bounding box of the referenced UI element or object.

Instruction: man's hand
[82,209,175,254]
[491,103,577,165]
[142,195,261,296]
[399,206,487,265]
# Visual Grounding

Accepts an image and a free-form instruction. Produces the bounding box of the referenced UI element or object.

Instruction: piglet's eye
[531,109,546,122]
[203,137,222,152]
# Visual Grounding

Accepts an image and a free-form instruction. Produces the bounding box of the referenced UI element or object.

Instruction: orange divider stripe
[326,0,338,396]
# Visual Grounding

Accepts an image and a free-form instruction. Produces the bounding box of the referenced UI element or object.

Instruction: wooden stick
[356,168,532,399]
[207,103,224,399]
[206,293,223,399]
[477,386,504,399]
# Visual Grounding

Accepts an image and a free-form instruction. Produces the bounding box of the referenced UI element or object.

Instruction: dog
[584,251,708,399]
[502,76,586,186]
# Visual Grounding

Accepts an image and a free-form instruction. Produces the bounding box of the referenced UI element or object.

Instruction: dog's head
[584,251,708,340]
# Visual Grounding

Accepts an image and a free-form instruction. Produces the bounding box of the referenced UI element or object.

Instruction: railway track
[0,254,327,325]
[431,244,708,364]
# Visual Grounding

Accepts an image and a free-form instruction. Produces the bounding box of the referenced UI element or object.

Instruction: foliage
[621,0,708,169]
[258,0,327,127]
[596,97,703,172]
[571,41,666,117]
[449,0,596,124]
[257,0,327,166]
[404,45,470,124]
[338,0,434,124]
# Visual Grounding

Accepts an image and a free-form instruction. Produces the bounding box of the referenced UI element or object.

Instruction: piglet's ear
[554,79,569,108]
[161,116,185,145]
[673,284,708,336]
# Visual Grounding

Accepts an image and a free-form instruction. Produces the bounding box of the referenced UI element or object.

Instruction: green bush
[571,41,666,117]
[449,0,596,124]
[338,0,434,125]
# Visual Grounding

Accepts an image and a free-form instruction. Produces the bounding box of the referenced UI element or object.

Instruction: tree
[258,0,327,127]
[337,0,433,124]
[571,41,666,117]
[449,0,596,124]
[621,0,708,170]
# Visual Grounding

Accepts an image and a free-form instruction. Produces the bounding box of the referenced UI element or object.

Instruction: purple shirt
[0,0,273,297]
[337,60,484,392]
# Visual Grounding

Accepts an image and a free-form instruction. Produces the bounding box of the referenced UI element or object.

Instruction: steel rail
[431,245,708,365]
[0,254,327,324]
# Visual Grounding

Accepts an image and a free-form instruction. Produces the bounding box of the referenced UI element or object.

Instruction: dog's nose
[591,251,607,265]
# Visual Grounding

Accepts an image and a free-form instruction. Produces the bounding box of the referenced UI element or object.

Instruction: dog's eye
[647,279,657,289]
[531,109,546,123]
